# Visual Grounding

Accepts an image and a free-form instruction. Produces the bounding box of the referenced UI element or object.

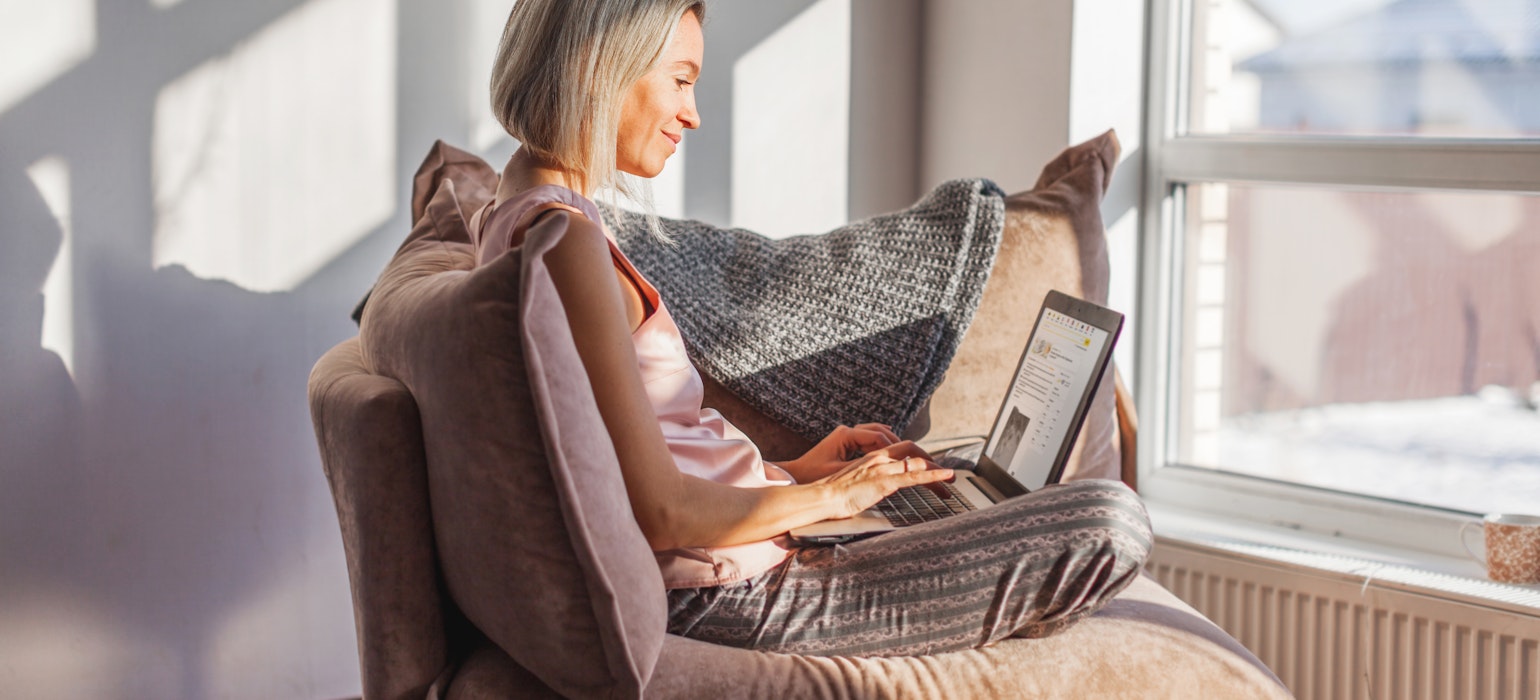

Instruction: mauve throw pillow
[358,142,666,698]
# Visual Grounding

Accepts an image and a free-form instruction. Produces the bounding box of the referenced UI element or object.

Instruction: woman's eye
[676,78,693,88]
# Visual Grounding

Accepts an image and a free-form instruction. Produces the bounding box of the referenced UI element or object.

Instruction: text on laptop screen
[984,307,1111,488]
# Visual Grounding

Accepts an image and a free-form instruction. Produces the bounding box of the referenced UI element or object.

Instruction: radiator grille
[1150,539,1540,700]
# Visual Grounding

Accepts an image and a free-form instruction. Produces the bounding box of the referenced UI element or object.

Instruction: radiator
[1149,537,1540,700]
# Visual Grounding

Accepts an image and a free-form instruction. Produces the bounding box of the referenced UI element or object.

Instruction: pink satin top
[471,184,796,589]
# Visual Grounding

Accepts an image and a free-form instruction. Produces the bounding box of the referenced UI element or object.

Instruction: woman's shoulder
[477,184,607,264]
[503,184,604,227]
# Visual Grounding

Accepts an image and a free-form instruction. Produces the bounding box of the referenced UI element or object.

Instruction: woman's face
[616,11,703,179]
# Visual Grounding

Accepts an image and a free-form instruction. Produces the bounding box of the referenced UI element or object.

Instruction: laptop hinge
[969,475,1010,504]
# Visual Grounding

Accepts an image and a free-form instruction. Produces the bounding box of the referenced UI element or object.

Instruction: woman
[478,0,1151,657]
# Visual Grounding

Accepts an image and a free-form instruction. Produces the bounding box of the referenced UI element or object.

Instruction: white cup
[1460,514,1540,584]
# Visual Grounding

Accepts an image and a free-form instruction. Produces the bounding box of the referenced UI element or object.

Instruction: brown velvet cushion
[309,337,450,700]
[927,130,1126,481]
[356,142,666,698]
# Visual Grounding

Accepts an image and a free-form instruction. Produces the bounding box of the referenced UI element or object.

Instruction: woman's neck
[497,148,589,204]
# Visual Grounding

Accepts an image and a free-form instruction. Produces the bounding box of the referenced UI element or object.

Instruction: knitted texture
[608,179,1005,441]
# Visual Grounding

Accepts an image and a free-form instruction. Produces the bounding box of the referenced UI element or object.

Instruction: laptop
[789,290,1124,544]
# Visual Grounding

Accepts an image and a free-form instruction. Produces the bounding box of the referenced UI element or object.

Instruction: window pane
[1174,183,1540,513]
[1188,0,1540,138]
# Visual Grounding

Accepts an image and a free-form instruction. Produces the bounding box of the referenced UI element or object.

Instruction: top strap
[472,184,606,267]
[471,185,659,320]
[510,201,588,241]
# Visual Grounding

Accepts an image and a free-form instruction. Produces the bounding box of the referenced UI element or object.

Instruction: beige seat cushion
[447,576,1290,699]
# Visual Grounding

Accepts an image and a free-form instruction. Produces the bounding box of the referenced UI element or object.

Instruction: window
[1139,0,1540,552]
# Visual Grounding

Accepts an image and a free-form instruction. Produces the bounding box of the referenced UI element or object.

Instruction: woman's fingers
[833,425,936,465]
[826,456,957,517]
[872,465,954,502]
[852,422,902,445]
[881,466,955,503]
[879,458,954,498]
[866,456,918,477]
[838,425,897,459]
[897,467,954,485]
[831,454,902,479]
[870,457,950,478]
[865,457,952,482]
[825,454,931,483]
[863,440,936,464]
[827,458,871,480]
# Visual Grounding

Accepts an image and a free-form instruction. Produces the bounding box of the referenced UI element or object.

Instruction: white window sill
[1146,500,1540,616]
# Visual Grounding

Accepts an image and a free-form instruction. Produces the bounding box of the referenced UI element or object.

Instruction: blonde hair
[492,0,704,212]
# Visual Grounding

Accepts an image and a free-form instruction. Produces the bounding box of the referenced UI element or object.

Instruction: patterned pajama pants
[665,479,1152,657]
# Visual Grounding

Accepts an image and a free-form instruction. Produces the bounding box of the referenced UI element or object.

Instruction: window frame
[1135,0,1540,559]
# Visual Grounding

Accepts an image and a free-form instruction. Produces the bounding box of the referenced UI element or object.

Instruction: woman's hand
[814,452,954,520]
[780,423,924,483]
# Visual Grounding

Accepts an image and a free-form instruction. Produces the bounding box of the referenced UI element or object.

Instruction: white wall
[850,0,924,219]
[921,0,1075,192]
[731,0,851,235]
[924,0,1147,379]
[682,0,925,236]
[0,1,1136,697]
[1070,0,1147,380]
[1,2,470,697]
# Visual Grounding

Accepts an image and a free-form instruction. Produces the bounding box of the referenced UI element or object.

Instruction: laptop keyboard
[875,482,977,527]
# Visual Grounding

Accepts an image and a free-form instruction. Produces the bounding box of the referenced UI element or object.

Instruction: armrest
[1114,367,1137,491]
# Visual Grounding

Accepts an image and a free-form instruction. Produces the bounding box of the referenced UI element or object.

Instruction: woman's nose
[680,94,701,130]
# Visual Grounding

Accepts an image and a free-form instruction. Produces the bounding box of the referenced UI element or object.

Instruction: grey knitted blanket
[608,179,1004,440]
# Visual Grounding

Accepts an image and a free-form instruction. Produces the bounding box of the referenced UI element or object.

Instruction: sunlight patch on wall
[0,584,179,698]
[1105,209,1137,385]
[150,0,188,9]
[649,137,686,219]
[1068,0,1144,149]
[0,0,96,116]
[206,548,358,698]
[152,0,397,293]
[731,0,849,239]
[27,156,75,379]
[468,0,513,152]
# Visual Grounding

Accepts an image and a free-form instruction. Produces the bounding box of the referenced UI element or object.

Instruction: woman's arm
[539,213,952,551]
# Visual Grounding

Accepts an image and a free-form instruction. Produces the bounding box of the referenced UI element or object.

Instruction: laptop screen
[983,301,1117,490]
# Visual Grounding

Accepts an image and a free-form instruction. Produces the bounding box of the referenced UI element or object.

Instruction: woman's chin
[621,162,666,180]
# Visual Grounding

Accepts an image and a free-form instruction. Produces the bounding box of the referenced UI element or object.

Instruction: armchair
[307,139,1289,698]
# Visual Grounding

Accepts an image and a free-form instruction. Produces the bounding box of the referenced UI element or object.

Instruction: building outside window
[1140,0,1540,540]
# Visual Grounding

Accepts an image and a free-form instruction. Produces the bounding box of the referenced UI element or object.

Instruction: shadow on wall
[0,0,842,697]
[0,0,460,697]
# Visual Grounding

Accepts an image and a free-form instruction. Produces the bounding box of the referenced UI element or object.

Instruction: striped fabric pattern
[666,480,1152,657]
